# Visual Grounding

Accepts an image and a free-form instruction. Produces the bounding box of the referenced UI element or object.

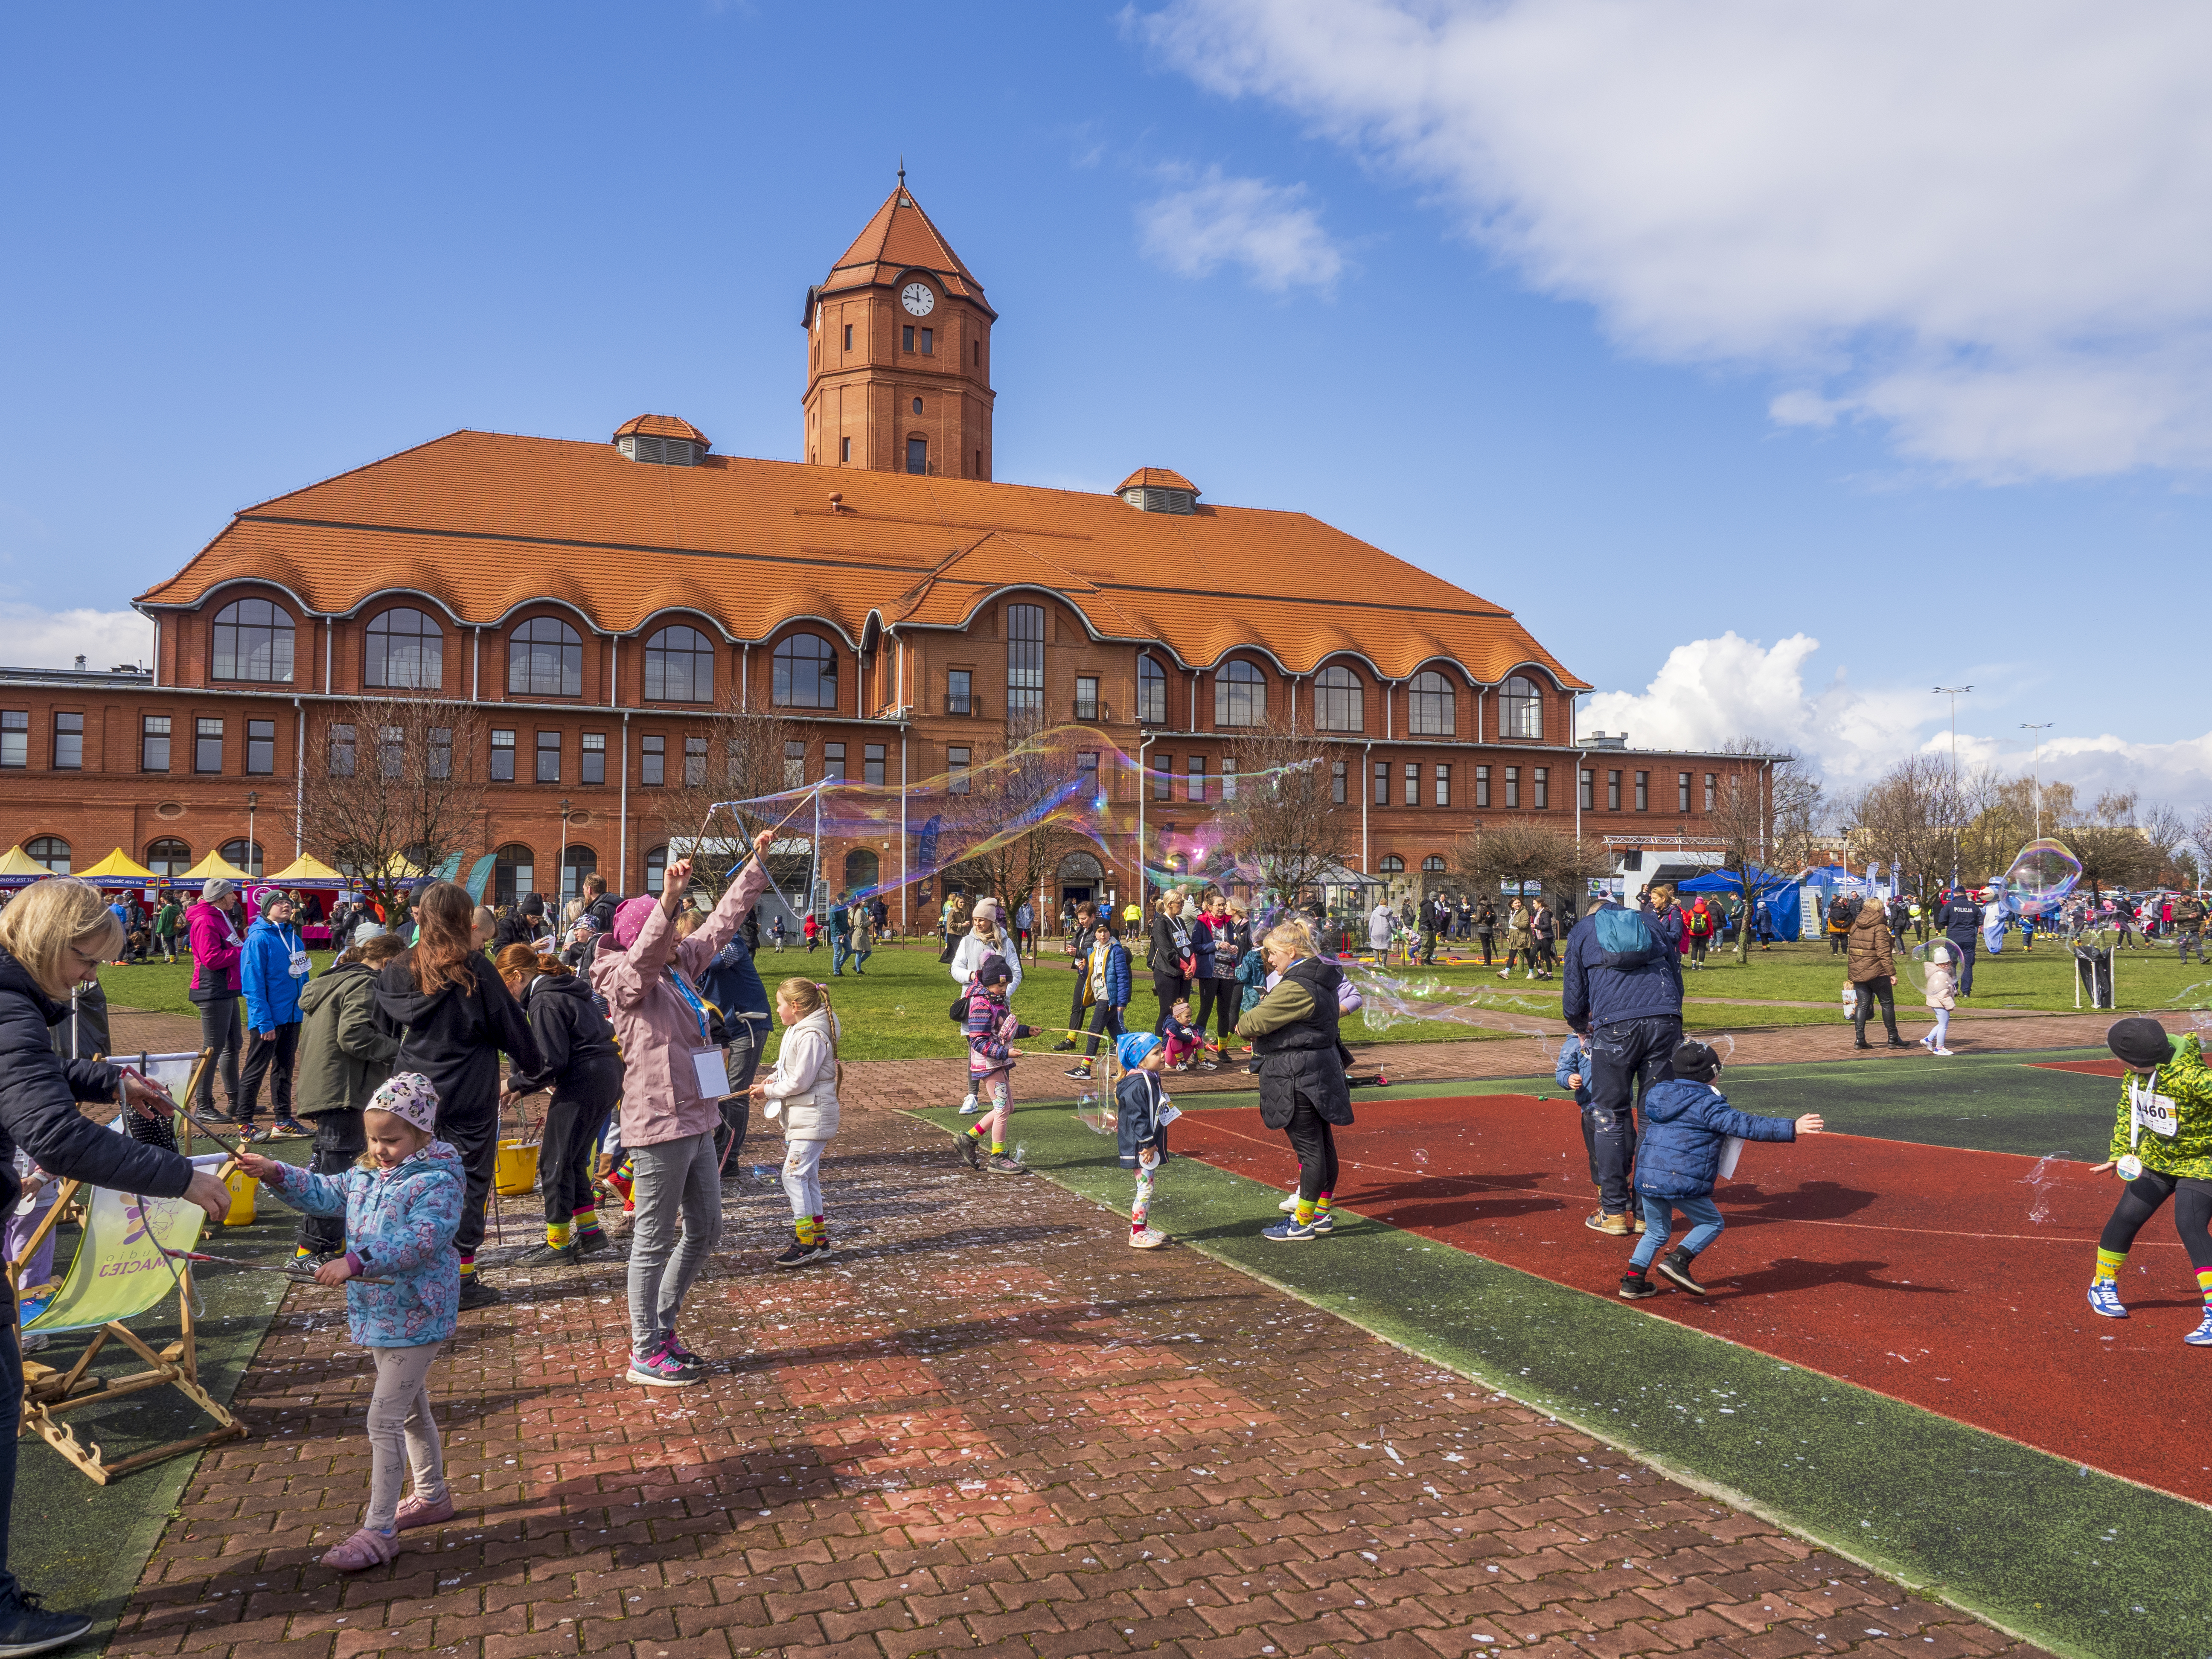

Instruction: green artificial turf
[917,1097,2212,1659]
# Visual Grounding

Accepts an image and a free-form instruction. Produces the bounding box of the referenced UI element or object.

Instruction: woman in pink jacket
[186,877,247,1119]
[591,830,774,1388]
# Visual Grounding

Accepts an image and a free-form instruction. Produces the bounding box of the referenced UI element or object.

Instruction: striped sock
[574,1205,602,1245]
[546,1220,572,1249]
[2198,1268,2212,1309]
[458,1252,476,1279]
[1316,1192,1334,1215]
[2094,1247,2127,1283]
[1294,1198,1317,1225]
[966,1123,987,1141]
[812,1214,825,1245]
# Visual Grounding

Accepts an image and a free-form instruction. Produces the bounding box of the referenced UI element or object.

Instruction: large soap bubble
[2002,838,2082,919]
[1903,938,1962,995]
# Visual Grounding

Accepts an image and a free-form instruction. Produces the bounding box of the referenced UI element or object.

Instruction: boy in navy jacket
[1114,1032,1176,1249]
[1620,1039,1823,1299]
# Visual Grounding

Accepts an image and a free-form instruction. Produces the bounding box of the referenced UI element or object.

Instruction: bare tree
[1207,717,1350,906]
[1449,821,1612,916]
[1847,754,1959,897]
[1710,739,1824,959]
[934,719,1089,922]
[648,709,798,902]
[290,697,488,919]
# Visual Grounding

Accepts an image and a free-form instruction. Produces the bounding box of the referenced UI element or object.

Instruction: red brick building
[0,180,1757,920]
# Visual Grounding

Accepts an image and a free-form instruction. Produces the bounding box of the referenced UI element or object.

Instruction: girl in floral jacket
[236,1073,463,1572]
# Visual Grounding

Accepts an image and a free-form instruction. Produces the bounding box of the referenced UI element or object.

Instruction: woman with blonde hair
[1236,920,1353,1242]
[0,878,230,1653]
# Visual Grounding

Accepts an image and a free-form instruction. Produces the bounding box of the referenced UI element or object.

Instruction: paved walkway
[106,1100,2048,1659]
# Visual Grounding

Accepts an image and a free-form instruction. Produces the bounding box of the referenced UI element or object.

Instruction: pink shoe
[320,1526,400,1571]
[393,1492,456,1532]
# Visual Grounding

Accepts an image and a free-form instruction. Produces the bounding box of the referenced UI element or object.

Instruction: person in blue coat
[238,890,312,1140]
[1561,897,1685,1234]
[1619,1039,1824,1300]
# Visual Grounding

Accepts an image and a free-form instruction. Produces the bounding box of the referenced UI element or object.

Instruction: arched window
[644,624,715,703]
[492,843,534,907]
[1498,674,1543,739]
[1214,660,1266,728]
[843,849,880,894]
[772,633,838,709]
[1408,670,1456,736]
[211,598,294,683]
[1137,655,1167,725]
[1314,665,1364,732]
[1379,854,1405,874]
[1421,855,1447,873]
[26,836,70,873]
[145,838,192,877]
[561,846,597,903]
[643,844,669,894]
[508,616,583,697]
[364,607,444,689]
[219,838,264,878]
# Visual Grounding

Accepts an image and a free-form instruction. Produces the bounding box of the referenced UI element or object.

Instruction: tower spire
[898,155,905,188]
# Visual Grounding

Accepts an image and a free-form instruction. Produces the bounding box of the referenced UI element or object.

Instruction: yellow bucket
[222,1166,258,1226]
[494,1139,541,1197]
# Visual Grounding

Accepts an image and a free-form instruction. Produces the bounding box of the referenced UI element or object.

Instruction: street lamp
[558,798,572,907]
[2020,723,2053,839]
[244,789,259,879]
[1933,686,1972,888]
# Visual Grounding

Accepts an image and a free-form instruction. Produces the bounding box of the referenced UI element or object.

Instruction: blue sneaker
[2186,1312,2212,1348]
[1308,1209,1335,1234]
[2087,1281,2129,1319]
[1264,1217,1323,1242]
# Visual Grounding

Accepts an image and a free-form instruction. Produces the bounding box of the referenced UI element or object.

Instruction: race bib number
[288,948,311,979]
[2130,1077,2179,1141]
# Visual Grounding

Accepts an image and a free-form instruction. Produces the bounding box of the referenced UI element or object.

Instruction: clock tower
[803,175,996,480]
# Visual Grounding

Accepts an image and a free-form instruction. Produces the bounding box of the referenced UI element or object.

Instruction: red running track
[1172,1095,2212,1504]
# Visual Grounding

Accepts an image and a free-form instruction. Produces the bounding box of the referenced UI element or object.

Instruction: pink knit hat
[611,894,660,952]
[367,1072,440,1135]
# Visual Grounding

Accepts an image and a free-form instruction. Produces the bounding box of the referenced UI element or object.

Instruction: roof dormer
[614,413,710,467]
[1115,466,1199,515]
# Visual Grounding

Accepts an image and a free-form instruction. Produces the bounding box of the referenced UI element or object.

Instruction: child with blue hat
[1114,1032,1178,1249]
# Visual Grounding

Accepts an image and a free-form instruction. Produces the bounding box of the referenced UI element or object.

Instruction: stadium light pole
[1934,686,1972,889]
[2020,724,2053,839]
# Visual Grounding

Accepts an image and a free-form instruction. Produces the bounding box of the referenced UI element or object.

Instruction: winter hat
[611,894,660,951]
[258,889,291,917]
[1671,1039,1723,1083]
[351,921,386,944]
[973,952,1014,988]
[200,878,235,908]
[366,1072,440,1135]
[972,897,1002,924]
[2107,1017,2176,1071]
[1116,1031,1162,1070]
[522,894,544,917]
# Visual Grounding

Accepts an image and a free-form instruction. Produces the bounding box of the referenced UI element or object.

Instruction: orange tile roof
[822,184,991,314]
[614,413,710,447]
[134,429,1588,690]
[1114,467,1199,496]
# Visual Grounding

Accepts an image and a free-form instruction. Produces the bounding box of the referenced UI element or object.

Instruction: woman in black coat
[1235,923,1352,1243]
[1148,896,1195,1037]
[497,945,622,1266]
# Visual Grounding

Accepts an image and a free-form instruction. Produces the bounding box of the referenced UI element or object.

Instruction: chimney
[73,655,85,671]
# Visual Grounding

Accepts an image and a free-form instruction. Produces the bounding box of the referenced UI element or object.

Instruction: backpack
[1591,907,1665,969]
[949,992,972,1024]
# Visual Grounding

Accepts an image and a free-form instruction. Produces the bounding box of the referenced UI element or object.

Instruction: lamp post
[558,798,572,908]
[244,789,259,879]
[1933,686,1972,888]
[2020,724,2053,839]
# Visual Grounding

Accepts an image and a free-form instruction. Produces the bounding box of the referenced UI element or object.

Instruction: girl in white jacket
[749,978,842,1267]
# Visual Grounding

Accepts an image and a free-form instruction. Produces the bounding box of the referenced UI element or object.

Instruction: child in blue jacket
[236,1072,463,1572]
[1620,1039,1824,1300]
[1114,1032,1176,1249]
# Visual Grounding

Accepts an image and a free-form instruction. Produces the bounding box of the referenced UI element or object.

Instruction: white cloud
[1137,0,2212,478]
[1582,632,2212,809]
[1137,166,1345,291]
[0,604,153,671]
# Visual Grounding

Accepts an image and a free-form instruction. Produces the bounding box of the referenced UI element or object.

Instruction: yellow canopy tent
[267,854,347,888]
[0,844,51,889]
[177,850,251,888]
[76,848,157,888]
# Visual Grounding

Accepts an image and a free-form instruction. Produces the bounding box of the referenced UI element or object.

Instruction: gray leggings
[626,1131,723,1356]
[366,1342,447,1533]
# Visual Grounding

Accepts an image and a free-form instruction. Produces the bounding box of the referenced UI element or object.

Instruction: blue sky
[3,1,2206,809]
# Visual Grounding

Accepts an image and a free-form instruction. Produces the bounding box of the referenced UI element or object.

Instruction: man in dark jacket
[1237,937,1351,1242]
[1562,899,1685,1234]
[1935,888,1985,996]
[696,924,772,1181]
[1054,901,1100,1051]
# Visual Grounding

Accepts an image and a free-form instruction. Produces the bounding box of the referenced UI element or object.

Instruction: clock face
[901,282,935,316]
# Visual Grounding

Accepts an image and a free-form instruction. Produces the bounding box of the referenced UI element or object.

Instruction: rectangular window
[684,735,707,786]
[640,734,665,787]
[1635,770,1650,812]
[1187,754,1207,801]
[902,323,915,352]
[1077,750,1100,800]
[1222,755,1237,801]
[1153,754,1172,800]
[1476,764,1490,808]
[195,716,223,774]
[906,436,927,474]
[842,323,852,351]
[947,667,973,715]
[823,741,846,783]
[1373,760,1388,806]
[1331,759,1347,804]
[1403,762,1420,806]
[1434,763,1451,808]
[1704,772,1717,812]
[490,728,515,782]
[1006,605,1043,716]
[1533,767,1548,809]
[429,727,451,780]
[1607,769,1622,811]
[1074,675,1100,722]
[582,731,605,785]
[52,712,83,771]
[329,723,356,777]
[0,710,23,768]
[141,715,171,772]
[948,745,971,793]
[839,435,851,463]
[1580,768,1595,811]
[1505,766,1520,809]
[379,725,403,778]
[920,326,934,355]
[1678,771,1692,813]
[246,718,276,776]
[864,743,886,786]
[536,730,561,783]
[784,739,805,790]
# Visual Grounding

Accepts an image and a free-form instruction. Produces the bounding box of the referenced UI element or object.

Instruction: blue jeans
[1631,1193,1724,1269]
[831,937,851,975]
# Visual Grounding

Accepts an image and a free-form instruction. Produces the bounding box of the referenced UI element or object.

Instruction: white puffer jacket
[761,1007,841,1142]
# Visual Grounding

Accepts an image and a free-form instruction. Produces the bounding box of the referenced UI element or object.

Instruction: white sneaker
[1279,1191,1301,1212]
[1933,1046,1954,1056]
[1129,1227,1168,1250]
[959,1094,979,1114]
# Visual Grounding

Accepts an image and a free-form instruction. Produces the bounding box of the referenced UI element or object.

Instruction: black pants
[1082,1000,1124,1058]
[236,1019,300,1123]
[1586,1015,1679,1214]
[1853,978,1899,1042]
[1476,934,1493,965]
[1949,935,1977,995]
[542,1070,620,1226]
[1151,971,1188,1036]
[1828,931,1847,954]
[715,1020,766,1175]
[1283,1098,1341,1202]
[439,1110,498,1260]
[297,1109,367,1255]
[194,995,242,1113]
[1196,978,1237,1044]
[2098,1168,2212,1267]
[0,1304,21,1605]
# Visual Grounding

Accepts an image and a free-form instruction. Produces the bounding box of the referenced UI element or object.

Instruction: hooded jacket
[760,1006,841,1141]
[1634,1077,1798,1200]
[590,856,771,1148]
[241,914,310,1032]
[1845,903,1895,986]
[186,899,244,1001]
[1115,1067,1172,1170]
[2107,1032,2212,1178]
[951,926,1022,993]
[258,1140,464,1346]
[1561,902,1685,1032]
[293,961,400,1117]
[0,949,195,1216]
[506,970,620,1098]
[1235,955,1352,1129]
[375,950,540,1126]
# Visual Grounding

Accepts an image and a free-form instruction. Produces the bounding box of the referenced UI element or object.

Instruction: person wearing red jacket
[186,877,247,1119]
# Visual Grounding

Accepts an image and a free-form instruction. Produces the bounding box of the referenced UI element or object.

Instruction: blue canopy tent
[1678,865,1801,940]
